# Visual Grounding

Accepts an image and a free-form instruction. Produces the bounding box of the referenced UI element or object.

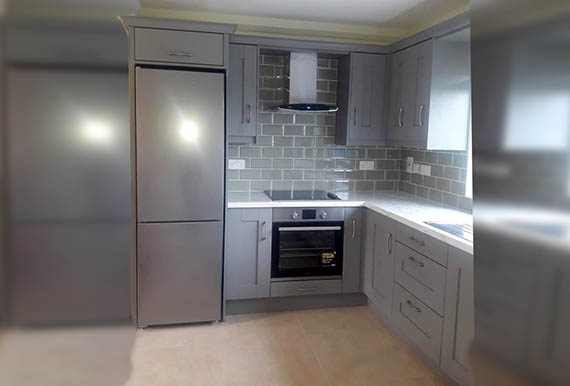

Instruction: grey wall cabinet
[226,208,271,300]
[362,209,396,318]
[441,247,474,385]
[336,53,387,146]
[343,207,363,293]
[227,44,258,144]
[388,27,471,150]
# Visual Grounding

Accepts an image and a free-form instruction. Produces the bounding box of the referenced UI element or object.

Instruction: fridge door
[137,222,223,326]
[136,67,224,222]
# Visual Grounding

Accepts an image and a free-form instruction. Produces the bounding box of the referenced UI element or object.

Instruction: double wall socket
[228,159,246,169]
[407,157,431,176]
[359,161,375,170]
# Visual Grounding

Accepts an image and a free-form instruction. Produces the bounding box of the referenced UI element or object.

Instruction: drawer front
[135,28,224,66]
[397,224,448,266]
[395,242,446,315]
[270,280,342,297]
[393,283,443,364]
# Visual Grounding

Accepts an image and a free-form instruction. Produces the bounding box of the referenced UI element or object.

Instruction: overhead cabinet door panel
[136,67,224,222]
[228,44,258,142]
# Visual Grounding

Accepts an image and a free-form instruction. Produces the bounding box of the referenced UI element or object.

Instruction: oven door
[271,221,344,278]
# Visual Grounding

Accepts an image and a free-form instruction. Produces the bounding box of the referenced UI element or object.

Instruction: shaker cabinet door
[228,44,258,143]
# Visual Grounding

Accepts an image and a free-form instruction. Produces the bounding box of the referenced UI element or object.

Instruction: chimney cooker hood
[275,52,339,113]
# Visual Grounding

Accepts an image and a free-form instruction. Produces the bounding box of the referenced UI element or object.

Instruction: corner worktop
[228,191,473,254]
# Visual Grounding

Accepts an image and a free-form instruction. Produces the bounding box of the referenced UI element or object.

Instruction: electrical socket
[406,157,414,173]
[419,164,431,176]
[228,159,246,169]
[359,161,375,170]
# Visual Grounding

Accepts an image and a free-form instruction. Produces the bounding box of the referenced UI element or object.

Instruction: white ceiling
[139,0,470,44]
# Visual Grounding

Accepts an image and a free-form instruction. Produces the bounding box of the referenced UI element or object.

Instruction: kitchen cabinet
[441,247,474,385]
[362,209,396,318]
[226,208,272,300]
[336,53,387,146]
[342,208,363,293]
[388,28,471,150]
[228,44,258,144]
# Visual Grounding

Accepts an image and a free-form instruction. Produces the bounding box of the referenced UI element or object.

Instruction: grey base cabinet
[441,248,474,385]
[343,207,363,293]
[362,209,396,318]
[226,209,271,300]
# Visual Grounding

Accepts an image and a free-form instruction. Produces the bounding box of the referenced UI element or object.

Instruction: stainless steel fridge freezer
[135,67,225,326]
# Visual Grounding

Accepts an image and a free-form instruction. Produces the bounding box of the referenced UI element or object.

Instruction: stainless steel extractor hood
[276,52,339,113]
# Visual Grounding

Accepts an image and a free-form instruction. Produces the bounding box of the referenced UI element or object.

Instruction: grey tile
[367,148,386,159]
[256,136,273,146]
[274,114,294,124]
[317,68,337,80]
[273,66,286,77]
[295,114,315,124]
[452,181,466,195]
[436,178,451,192]
[424,151,438,164]
[423,175,436,188]
[239,170,261,180]
[404,182,417,195]
[346,149,366,158]
[305,148,325,158]
[458,197,473,212]
[251,158,272,168]
[283,147,304,158]
[262,77,286,89]
[315,159,335,169]
[284,125,304,136]
[295,137,315,147]
[293,180,314,190]
[460,168,468,182]
[303,170,324,179]
[410,150,425,162]
[438,153,454,166]
[346,170,365,180]
[386,149,402,159]
[411,174,423,185]
[259,65,274,77]
[283,170,303,180]
[294,159,314,169]
[315,137,336,146]
[273,158,294,169]
[335,180,354,192]
[444,166,461,181]
[263,55,285,65]
[274,136,294,146]
[335,159,356,169]
[259,89,274,101]
[240,147,261,157]
[365,170,385,180]
[376,181,395,191]
[315,115,327,125]
[442,192,459,208]
[398,181,406,192]
[453,154,468,168]
[328,81,338,92]
[315,181,335,191]
[272,180,293,191]
[355,181,374,191]
[317,80,328,91]
[262,147,283,157]
[228,146,238,157]
[262,169,282,180]
[431,165,444,177]
[262,124,283,135]
[228,180,249,191]
[306,126,327,136]
[251,180,271,191]
[325,114,335,126]
[429,189,443,203]
[325,171,345,180]
[317,58,330,68]
[385,170,400,180]
[327,148,345,158]
[317,92,335,104]
[376,160,396,169]
[417,186,429,199]
[226,169,238,179]
[400,172,411,182]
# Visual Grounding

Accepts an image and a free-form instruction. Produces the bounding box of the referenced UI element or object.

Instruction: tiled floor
[125,306,442,386]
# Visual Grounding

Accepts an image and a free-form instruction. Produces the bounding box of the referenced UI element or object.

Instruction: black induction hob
[264,190,341,201]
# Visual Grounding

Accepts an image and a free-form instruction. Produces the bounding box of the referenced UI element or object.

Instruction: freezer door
[137,222,223,326]
[136,68,224,222]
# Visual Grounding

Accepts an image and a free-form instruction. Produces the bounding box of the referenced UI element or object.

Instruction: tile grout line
[292,313,335,386]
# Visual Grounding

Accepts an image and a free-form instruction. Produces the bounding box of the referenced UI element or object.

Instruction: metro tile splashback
[227,54,472,212]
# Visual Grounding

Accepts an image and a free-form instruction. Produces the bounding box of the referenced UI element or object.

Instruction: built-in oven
[271,208,344,279]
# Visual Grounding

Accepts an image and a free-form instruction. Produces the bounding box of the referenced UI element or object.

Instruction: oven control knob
[320,211,328,219]
[291,211,299,220]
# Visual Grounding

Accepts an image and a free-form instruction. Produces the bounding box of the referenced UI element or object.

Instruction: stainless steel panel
[137,222,223,326]
[272,207,344,222]
[270,279,342,297]
[136,68,224,222]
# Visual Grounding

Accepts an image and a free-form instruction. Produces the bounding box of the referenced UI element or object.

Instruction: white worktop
[228,191,473,254]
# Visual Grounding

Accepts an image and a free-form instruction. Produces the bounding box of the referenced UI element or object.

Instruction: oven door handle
[278,226,342,232]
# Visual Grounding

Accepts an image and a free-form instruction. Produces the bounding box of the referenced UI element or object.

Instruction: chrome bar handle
[409,236,426,246]
[352,219,356,239]
[398,107,404,127]
[418,105,424,126]
[246,104,251,123]
[260,221,267,241]
[297,287,317,292]
[386,233,393,255]
[353,106,358,127]
[406,300,421,312]
[168,51,193,58]
[408,256,425,267]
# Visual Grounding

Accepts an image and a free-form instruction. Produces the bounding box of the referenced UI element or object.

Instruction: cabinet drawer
[395,242,446,315]
[135,28,224,66]
[393,283,443,364]
[397,224,448,266]
[270,280,342,297]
